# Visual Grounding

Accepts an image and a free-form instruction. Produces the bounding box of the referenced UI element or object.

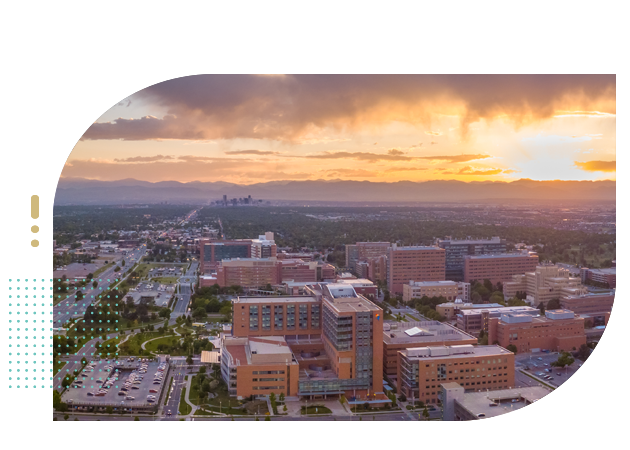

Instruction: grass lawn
[143,335,178,354]
[194,409,218,416]
[150,277,179,284]
[97,331,163,356]
[189,374,246,414]
[178,388,192,415]
[301,405,332,415]
[406,314,421,321]
[94,262,114,278]
[54,360,66,375]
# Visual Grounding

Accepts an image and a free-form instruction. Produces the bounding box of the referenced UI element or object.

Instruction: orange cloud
[442,166,505,176]
[80,75,616,142]
[574,160,616,172]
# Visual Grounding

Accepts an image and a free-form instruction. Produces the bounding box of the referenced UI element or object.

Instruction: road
[162,361,188,420]
[55,411,419,421]
[172,261,198,317]
[53,247,146,328]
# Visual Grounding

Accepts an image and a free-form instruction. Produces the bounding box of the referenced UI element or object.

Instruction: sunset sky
[63,75,616,184]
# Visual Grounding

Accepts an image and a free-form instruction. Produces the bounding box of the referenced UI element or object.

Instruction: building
[488,309,586,353]
[582,267,616,288]
[397,345,514,406]
[441,383,551,420]
[199,239,252,272]
[221,336,300,398]
[382,321,477,380]
[402,280,470,303]
[456,306,540,335]
[335,278,378,300]
[215,258,282,288]
[388,245,446,295]
[232,296,322,338]
[345,242,391,273]
[436,301,504,320]
[559,291,615,323]
[503,264,584,307]
[462,253,539,285]
[437,236,507,281]
[250,232,277,259]
[222,284,387,404]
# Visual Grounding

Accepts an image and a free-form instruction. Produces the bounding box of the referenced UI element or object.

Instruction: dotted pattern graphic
[7,277,125,390]
[7,278,52,389]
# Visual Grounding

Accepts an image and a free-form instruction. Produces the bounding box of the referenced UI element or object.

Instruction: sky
[63,75,616,184]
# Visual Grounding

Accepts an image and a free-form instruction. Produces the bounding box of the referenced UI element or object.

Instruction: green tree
[122,260,126,267]
[422,405,430,421]
[64,414,69,421]
[106,406,113,414]
[506,344,517,354]
[134,416,139,421]
[552,352,575,368]
[576,343,590,361]
[547,298,561,310]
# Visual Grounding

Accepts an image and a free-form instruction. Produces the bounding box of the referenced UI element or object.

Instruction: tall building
[199,239,252,272]
[221,284,387,404]
[250,232,277,258]
[437,236,507,281]
[402,280,470,303]
[462,253,539,285]
[387,245,446,295]
[488,309,586,353]
[345,242,391,274]
[397,345,515,406]
[581,267,616,288]
[215,258,282,288]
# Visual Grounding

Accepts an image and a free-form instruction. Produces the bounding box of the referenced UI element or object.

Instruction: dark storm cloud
[81,74,616,142]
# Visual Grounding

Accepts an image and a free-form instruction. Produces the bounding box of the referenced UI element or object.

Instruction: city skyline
[63,75,616,184]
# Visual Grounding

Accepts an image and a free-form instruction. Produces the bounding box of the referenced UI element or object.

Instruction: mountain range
[54,178,616,205]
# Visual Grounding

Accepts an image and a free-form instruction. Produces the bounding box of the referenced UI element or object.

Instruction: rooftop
[459,306,539,316]
[234,296,319,304]
[464,253,537,259]
[453,385,551,419]
[401,344,511,360]
[383,320,477,345]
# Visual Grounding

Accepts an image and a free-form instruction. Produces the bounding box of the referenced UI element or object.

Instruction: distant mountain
[54,178,616,205]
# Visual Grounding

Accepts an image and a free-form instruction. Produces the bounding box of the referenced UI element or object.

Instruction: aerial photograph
[52,74,616,421]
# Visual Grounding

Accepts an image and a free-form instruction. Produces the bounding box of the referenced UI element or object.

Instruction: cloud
[574,160,616,172]
[324,169,379,178]
[442,166,505,176]
[425,131,442,136]
[80,74,616,142]
[114,155,174,162]
[302,151,490,163]
[304,151,415,162]
[431,141,438,145]
[502,169,520,174]
[384,167,428,172]
[224,149,281,156]
[416,154,491,163]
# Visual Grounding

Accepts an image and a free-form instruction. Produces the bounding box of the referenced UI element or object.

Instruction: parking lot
[515,352,584,388]
[61,358,170,413]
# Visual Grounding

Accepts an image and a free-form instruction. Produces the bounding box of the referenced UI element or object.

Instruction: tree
[114,266,121,272]
[186,355,193,365]
[134,416,139,421]
[279,392,285,402]
[552,352,575,368]
[122,260,126,267]
[106,406,113,414]
[264,416,271,421]
[576,343,591,361]
[506,344,518,354]
[422,405,430,420]
[547,298,561,310]
[64,414,69,421]
[537,302,545,314]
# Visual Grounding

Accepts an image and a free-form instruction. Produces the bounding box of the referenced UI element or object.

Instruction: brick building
[462,253,539,285]
[488,309,586,353]
[387,245,446,295]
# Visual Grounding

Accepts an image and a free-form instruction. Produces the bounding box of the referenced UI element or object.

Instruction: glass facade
[249,305,259,331]
[274,305,284,330]
[287,304,296,330]
[261,305,271,331]
[299,304,308,329]
[310,304,320,329]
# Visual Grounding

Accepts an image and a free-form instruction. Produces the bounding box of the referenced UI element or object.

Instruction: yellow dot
[31,240,39,247]
[31,225,39,233]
